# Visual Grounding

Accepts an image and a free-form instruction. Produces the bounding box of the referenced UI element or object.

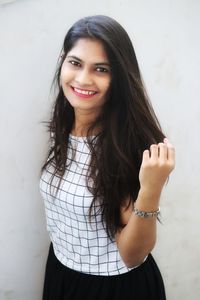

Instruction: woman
[40,15,175,299]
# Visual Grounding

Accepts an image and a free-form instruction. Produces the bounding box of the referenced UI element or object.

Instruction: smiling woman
[60,38,111,130]
[39,15,175,300]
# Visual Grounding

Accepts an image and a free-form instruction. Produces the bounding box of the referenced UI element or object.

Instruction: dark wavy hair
[41,15,165,240]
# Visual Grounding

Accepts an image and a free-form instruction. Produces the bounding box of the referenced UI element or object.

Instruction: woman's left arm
[115,139,175,268]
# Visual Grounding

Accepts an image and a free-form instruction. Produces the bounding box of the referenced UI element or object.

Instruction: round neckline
[69,133,96,141]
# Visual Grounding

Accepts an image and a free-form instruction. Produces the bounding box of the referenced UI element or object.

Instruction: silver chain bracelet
[133,206,161,219]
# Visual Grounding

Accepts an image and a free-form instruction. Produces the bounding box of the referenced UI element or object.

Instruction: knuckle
[150,144,157,149]
[169,145,175,151]
[143,149,149,155]
[158,142,165,147]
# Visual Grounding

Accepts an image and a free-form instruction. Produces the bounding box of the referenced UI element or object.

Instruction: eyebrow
[66,55,110,66]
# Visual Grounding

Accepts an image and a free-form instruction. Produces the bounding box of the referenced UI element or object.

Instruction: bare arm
[115,138,175,268]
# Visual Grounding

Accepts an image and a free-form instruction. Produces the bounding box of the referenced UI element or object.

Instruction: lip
[70,86,97,99]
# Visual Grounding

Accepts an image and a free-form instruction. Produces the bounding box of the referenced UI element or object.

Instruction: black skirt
[43,243,166,300]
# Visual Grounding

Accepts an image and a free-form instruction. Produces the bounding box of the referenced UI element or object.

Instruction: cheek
[60,65,73,82]
[60,67,66,85]
[60,70,72,94]
[100,78,111,94]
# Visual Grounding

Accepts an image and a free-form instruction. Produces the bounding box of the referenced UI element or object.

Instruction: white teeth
[74,87,96,95]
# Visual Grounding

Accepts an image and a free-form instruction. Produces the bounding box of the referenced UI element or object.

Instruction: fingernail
[164,138,169,143]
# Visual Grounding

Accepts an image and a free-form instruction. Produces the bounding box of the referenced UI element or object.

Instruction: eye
[69,60,81,67]
[96,67,109,73]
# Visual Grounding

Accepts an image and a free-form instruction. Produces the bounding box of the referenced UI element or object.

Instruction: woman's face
[60,38,111,118]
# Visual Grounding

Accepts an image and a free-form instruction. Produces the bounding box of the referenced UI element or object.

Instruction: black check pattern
[40,135,139,275]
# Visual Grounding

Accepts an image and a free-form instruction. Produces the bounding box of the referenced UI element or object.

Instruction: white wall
[0,0,199,299]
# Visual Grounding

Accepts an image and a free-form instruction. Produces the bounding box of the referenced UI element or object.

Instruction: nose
[75,68,93,86]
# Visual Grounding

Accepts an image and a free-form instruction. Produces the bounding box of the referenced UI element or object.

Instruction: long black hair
[41,15,165,240]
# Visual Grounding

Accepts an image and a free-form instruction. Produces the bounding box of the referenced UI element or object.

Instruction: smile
[71,86,97,97]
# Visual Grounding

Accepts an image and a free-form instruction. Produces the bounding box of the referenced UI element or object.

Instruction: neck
[71,108,100,136]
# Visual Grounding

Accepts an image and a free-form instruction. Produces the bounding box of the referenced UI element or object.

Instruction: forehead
[67,38,109,63]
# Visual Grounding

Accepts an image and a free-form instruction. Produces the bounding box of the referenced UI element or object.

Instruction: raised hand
[139,138,175,197]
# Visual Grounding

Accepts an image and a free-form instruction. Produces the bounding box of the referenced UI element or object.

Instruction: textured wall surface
[0,0,199,299]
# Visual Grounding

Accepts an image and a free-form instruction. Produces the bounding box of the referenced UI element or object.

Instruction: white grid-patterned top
[39,134,141,276]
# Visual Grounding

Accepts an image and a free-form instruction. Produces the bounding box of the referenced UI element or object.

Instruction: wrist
[133,206,161,219]
[139,186,162,200]
[135,188,161,211]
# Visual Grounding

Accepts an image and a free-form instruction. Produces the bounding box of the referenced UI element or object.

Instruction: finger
[150,144,159,160]
[158,143,167,161]
[142,149,150,163]
[167,144,175,165]
[164,138,175,162]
